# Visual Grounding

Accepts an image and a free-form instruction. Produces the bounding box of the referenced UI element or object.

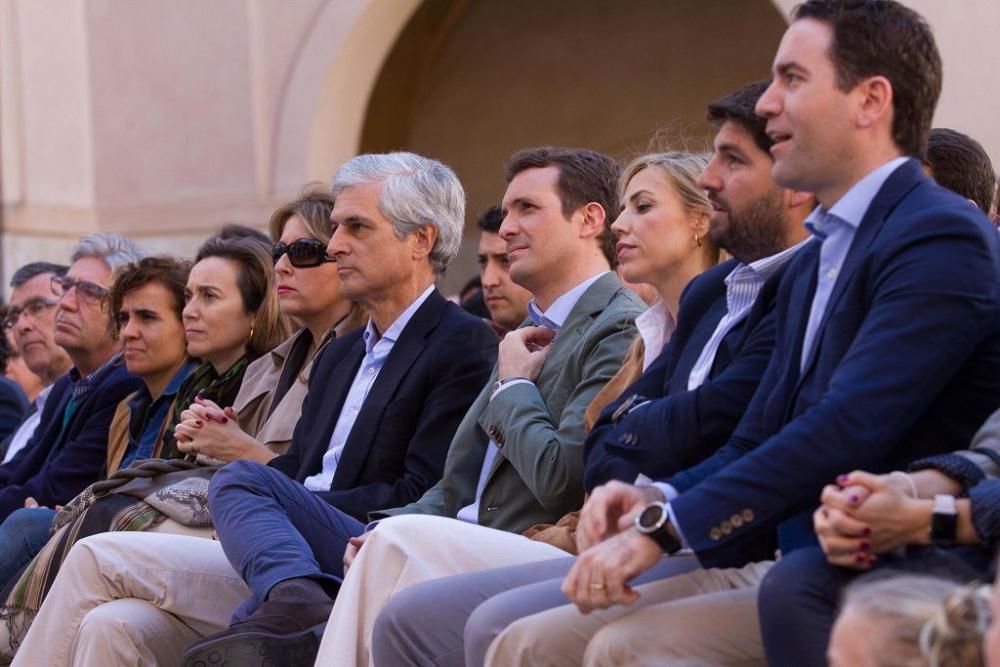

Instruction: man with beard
[337,80,813,667]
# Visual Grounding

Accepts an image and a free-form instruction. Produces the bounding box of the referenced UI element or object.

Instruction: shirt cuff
[490,378,533,400]
[650,481,679,501]
[665,501,691,549]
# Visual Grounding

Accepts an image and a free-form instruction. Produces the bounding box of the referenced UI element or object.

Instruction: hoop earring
[694,233,703,248]
[249,324,255,340]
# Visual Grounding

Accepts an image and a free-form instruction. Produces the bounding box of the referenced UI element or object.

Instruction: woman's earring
[695,233,703,248]
[249,324,255,340]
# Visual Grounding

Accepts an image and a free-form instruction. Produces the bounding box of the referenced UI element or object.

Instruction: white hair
[71,233,146,272]
[331,152,465,274]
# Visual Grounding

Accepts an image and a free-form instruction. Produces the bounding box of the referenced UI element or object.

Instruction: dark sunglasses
[272,239,336,268]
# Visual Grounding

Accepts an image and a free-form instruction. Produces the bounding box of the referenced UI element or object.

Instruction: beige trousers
[10,529,247,667]
[485,560,773,667]
[315,514,568,667]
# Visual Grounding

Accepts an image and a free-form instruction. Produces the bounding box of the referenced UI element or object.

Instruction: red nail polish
[849,495,859,503]
[195,420,203,427]
[221,416,228,424]
[836,475,849,485]
[862,526,871,536]
[860,540,870,550]
[854,553,865,563]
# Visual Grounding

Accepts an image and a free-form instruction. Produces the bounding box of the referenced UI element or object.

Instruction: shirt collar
[527,272,608,332]
[363,284,436,355]
[35,384,54,410]
[726,237,815,286]
[70,351,123,401]
[805,156,910,238]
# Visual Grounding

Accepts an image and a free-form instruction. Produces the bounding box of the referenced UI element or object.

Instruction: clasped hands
[174,397,273,464]
[814,470,932,570]
[561,481,667,614]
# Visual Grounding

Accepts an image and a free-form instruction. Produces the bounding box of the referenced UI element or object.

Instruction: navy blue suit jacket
[666,159,1000,568]
[0,377,28,447]
[0,359,141,521]
[584,258,786,491]
[269,290,498,522]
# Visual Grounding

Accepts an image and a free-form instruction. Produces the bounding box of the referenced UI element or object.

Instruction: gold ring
[590,582,606,590]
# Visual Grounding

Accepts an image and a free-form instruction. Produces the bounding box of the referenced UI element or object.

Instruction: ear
[578,202,608,240]
[689,211,710,237]
[855,75,893,130]
[411,223,438,261]
[788,190,814,210]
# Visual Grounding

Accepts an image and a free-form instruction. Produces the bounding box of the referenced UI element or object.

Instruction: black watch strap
[930,494,958,546]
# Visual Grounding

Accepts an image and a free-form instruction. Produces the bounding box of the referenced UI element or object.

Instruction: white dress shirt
[2,384,53,464]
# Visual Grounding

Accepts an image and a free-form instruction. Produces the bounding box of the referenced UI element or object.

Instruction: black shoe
[182,600,333,667]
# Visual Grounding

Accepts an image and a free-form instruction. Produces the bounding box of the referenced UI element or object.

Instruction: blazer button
[731,514,744,528]
[709,527,722,541]
[721,521,733,535]
[742,509,754,522]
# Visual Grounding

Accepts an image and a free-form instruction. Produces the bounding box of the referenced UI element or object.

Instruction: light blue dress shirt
[303,285,436,492]
[686,238,812,390]
[799,156,910,370]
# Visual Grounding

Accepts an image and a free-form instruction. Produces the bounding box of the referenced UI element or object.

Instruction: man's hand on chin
[562,528,663,614]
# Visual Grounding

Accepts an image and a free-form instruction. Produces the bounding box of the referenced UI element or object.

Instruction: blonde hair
[268,184,336,245]
[619,152,721,265]
[839,575,990,667]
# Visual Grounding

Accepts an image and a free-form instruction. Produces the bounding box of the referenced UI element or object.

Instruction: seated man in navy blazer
[447,2,1000,665]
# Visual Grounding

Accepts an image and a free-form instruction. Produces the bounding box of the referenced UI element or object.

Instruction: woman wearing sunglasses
[174,186,366,463]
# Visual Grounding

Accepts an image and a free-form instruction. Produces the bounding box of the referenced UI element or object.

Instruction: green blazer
[375,272,645,533]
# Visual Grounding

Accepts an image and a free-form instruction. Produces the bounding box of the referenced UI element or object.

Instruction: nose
[498,211,516,241]
[610,210,628,238]
[121,318,140,340]
[274,250,293,275]
[697,159,722,192]
[182,299,198,323]
[481,259,502,288]
[755,80,780,118]
[327,225,347,258]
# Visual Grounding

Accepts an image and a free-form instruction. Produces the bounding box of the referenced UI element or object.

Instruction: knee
[758,548,831,626]
[583,625,633,667]
[208,459,270,508]
[371,588,424,657]
[1,507,53,539]
[366,515,446,552]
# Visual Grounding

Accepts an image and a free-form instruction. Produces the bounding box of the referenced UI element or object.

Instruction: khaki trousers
[315,514,568,667]
[11,529,246,667]
[485,560,773,667]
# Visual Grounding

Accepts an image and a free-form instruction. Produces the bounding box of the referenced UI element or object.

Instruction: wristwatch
[634,501,682,554]
[930,494,958,546]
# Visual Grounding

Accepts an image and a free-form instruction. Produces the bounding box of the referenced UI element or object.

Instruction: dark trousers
[208,460,365,621]
[758,545,993,666]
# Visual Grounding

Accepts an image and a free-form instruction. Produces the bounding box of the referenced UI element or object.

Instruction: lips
[616,242,636,258]
[276,285,296,294]
[185,329,204,337]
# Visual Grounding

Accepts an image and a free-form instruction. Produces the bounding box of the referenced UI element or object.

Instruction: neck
[71,342,117,378]
[207,345,246,377]
[653,253,714,322]
[39,357,73,386]
[529,254,609,312]
[366,275,435,336]
[815,146,904,209]
[300,299,356,344]
[143,357,188,400]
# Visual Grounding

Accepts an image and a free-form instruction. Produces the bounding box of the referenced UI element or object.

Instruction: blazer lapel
[301,336,365,477]
[331,291,447,489]
[797,160,925,379]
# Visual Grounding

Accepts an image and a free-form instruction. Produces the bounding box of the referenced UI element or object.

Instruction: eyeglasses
[50,275,109,303]
[272,239,336,268]
[2,297,59,331]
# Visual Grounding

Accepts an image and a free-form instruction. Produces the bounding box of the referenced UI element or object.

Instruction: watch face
[638,503,664,530]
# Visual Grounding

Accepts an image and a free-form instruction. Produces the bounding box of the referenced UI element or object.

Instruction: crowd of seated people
[0,1,999,666]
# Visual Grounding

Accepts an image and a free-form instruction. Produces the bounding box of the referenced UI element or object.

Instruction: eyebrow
[627,189,654,204]
[332,213,371,226]
[716,143,748,159]
[504,196,536,209]
[775,61,807,78]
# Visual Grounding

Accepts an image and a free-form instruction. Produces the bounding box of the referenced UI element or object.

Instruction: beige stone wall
[1,0,997,296]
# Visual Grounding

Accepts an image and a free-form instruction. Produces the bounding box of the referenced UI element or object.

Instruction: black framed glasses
[272,239,336,268]
[2,297,59,331]
[50,275,109,303]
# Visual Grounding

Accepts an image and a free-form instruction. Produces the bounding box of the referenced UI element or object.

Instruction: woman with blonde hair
[829,575,990,667]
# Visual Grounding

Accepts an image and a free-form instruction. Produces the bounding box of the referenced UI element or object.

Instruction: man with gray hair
[0,262,73,463]
[0,235,143,576]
